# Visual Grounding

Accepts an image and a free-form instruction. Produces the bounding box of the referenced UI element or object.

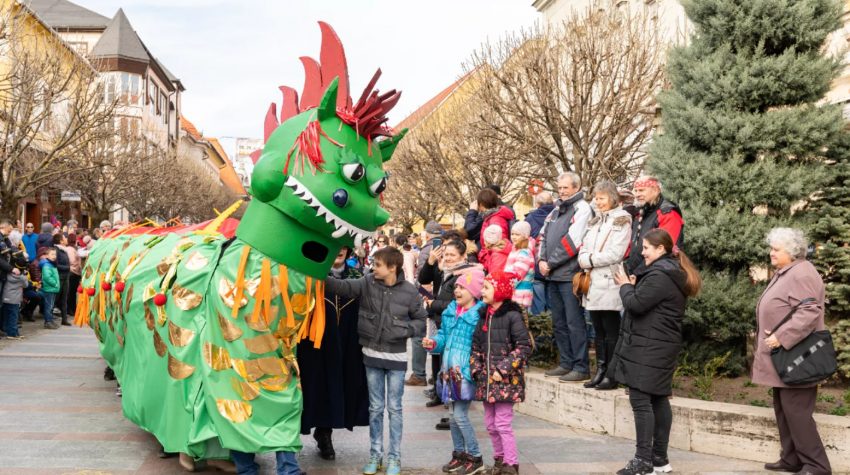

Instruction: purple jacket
[752,260,826,389]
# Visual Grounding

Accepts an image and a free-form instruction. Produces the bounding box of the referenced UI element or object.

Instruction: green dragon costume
[74,22,406,459]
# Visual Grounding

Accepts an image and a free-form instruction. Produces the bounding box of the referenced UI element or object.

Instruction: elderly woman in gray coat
[577,180,632,390]
[753,228,831,475]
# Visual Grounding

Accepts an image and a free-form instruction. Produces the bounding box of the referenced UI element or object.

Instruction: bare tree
[467,5,666,187]
[0,5,115,218]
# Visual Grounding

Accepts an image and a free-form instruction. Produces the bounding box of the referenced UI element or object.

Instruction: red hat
[485,271,518,302]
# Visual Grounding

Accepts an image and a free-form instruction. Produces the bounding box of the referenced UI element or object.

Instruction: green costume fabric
[77,21,409,461]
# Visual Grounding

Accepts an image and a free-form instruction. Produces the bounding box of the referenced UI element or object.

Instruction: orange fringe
[296,278,326,349]
[98,274,106,322]
[249,259,273,326]
[231,246,251,318]
[279,265,294,329]
[74,293,90,327]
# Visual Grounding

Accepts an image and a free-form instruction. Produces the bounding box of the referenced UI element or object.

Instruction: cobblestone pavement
[0,322,767,475]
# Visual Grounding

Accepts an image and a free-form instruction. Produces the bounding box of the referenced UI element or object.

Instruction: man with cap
[627,176,684,273]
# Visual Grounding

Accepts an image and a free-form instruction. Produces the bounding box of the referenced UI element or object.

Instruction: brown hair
[643,229,701,297]
[373,246,404,273]
[477,188,500,209]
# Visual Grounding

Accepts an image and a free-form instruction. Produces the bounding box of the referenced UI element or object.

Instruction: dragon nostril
[332,189,349,207]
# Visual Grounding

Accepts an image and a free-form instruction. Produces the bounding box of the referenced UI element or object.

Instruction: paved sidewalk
[0,322,766,474]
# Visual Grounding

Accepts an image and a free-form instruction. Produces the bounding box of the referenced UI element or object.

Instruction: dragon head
[236,22,406,278]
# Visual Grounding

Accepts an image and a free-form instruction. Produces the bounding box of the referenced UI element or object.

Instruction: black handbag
[769,298,837,385]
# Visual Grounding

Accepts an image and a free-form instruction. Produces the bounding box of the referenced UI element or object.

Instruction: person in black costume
[298,247,369,460]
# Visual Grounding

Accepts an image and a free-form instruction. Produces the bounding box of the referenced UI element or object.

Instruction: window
[161,92,168,123]
[104,72,142,106]
[68,41,88,55]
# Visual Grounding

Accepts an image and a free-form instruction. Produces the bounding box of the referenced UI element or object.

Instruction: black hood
[641,255,687,294]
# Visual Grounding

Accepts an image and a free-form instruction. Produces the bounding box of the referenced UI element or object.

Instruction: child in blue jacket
[423,267,486,475]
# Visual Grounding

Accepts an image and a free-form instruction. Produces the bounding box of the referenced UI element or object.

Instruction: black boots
[313,428,335,460]
[584,338,607,388]
[595,340,619,391]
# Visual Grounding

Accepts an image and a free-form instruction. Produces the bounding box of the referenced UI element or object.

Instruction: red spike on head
[264,103,279,143]
[279,86,300,123]
[299,57,323,111]
[318,21,351,110]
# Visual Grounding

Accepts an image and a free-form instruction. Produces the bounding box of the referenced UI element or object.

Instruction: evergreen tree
[648,0,847,373]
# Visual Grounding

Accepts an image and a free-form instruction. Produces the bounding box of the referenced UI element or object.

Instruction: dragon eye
[369,176,388,196]
[342,163,365,182]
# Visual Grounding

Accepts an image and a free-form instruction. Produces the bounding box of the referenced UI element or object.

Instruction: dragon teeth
[332,227,347,239]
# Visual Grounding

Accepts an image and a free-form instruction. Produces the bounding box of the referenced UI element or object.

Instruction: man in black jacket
[627,176,684,274]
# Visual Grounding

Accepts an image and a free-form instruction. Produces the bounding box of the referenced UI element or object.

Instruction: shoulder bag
[769,298,837,385]
[573,225,613,298]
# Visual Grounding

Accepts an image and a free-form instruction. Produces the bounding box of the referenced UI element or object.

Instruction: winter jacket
[752,259,826,389]
[430,300,486,401]
[28,260,41,286]
[577,207,632,311]
[627,196,684,273]
[479,240,511,275]
[53,245,70,276]
[524,204,555,239]
[471,301,532,403]
[325,273,427,371]
[418,261,481,327]
[35,232,52,252]
[611,256,686,396]
[537,192,592,282]
[479,205,515,248]
[504,247,535,309]
[39,259,60,294]
[59,245,81,276]
[2,272,26,305]
[22,232,37,262]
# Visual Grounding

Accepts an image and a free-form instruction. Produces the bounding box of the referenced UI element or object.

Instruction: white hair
[557,172,581,189]
[766,227,808,260]
[534,191,554,206]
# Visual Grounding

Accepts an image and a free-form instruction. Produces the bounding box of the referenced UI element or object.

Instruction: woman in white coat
[577,180,632,390]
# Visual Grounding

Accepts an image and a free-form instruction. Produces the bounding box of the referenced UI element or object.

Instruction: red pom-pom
[102,282,112,291]
[153,293,167,306]
[115,281,125,293]
[77,285,83,294]
[86,287,96,297]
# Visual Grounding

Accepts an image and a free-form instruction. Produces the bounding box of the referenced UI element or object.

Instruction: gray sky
[76,0,540,140]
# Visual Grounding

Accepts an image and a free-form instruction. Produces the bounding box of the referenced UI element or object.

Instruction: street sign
[60,191,82,202]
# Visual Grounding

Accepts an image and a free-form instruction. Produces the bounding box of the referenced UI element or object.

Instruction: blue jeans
[411,337,427,379]
[365,365,405,461]
[42,292,56,324]
[231,450,300,475]
[450,400,480,456]
[2,303,20,337]
[545,280,588,373]
[531,279,548,316]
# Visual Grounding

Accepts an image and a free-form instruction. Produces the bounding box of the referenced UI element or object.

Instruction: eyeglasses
[25,226,33,229]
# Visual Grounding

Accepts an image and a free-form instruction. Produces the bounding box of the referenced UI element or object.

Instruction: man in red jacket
[627,176,684,273]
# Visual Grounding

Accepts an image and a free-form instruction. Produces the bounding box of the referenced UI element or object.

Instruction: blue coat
[21,233,38,262]
[431,300,485,384]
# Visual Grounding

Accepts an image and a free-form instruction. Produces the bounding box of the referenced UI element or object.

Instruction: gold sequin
[185,251,209,271]
[156,305,167,327]
[172,284,203,311]
[167,352,195,380]
[176,237,195,251]
[143,283,156,302]
[116,334,124,347]
[243,334,279,354]
[290,293,315,315]
[84,266,93,279]
[153,330,167,357]
[143,305,154,330]
[231,378,260,401]
[125,284,134,314]
[259,376,290,392]
[219,278,247,309]
[216,399,252,423]
[93,322,104,342]
[218,313,242,341]
[246,314,270,332]
[231,357,287,382]
[122,240,131,250]
[203,342,232,370]
[156,260,170,276]
[168,321,195,347]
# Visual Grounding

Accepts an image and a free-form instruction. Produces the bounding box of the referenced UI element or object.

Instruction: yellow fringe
[98,274,106,322]
[197,200,244,236]
[231,246,251,318]
[249,259,273,326]
[74,293,89,327]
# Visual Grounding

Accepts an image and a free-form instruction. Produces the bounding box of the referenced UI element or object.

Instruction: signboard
[60,191,81,202]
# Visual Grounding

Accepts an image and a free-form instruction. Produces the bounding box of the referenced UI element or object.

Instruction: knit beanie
[511,221,531,239]
[482,224,503,245]
[455,267,485,300]
[485,270,518,303]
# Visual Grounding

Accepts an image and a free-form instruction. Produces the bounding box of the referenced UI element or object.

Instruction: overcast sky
[75,0,540,140]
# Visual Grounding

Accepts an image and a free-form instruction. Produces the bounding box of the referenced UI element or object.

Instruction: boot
[61,317,71,326]
[313,428,335,460]
[596,340,619,391]
[584,337,606,388]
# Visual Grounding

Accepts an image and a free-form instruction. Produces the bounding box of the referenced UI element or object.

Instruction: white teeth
[332,227,347,238]
[354,234,363,248]
[286,176,376,242]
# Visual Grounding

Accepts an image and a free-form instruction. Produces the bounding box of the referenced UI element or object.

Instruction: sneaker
[423,388,436,399]
[490,457,503,474]
[616,457,654,475]
[457,454,485,474]
[436,419,451,430]
[500,464,518,475]
[559,370,591,382]
[362,456,382,475]
[426,397,444,408]
[61,320,71,326]
[442,451,466,473]
[544,367,570,378]
[652,455,672,473]
[405,374,426,386]
[44,322,59,329]
[115,387,122,397]
[386,458,401,475]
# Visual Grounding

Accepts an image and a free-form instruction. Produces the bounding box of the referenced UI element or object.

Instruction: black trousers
[67,273,81,317]
[774,387,831,474]
[589,310,620,362]
[57,273,69,322]
[629,387,672,462]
